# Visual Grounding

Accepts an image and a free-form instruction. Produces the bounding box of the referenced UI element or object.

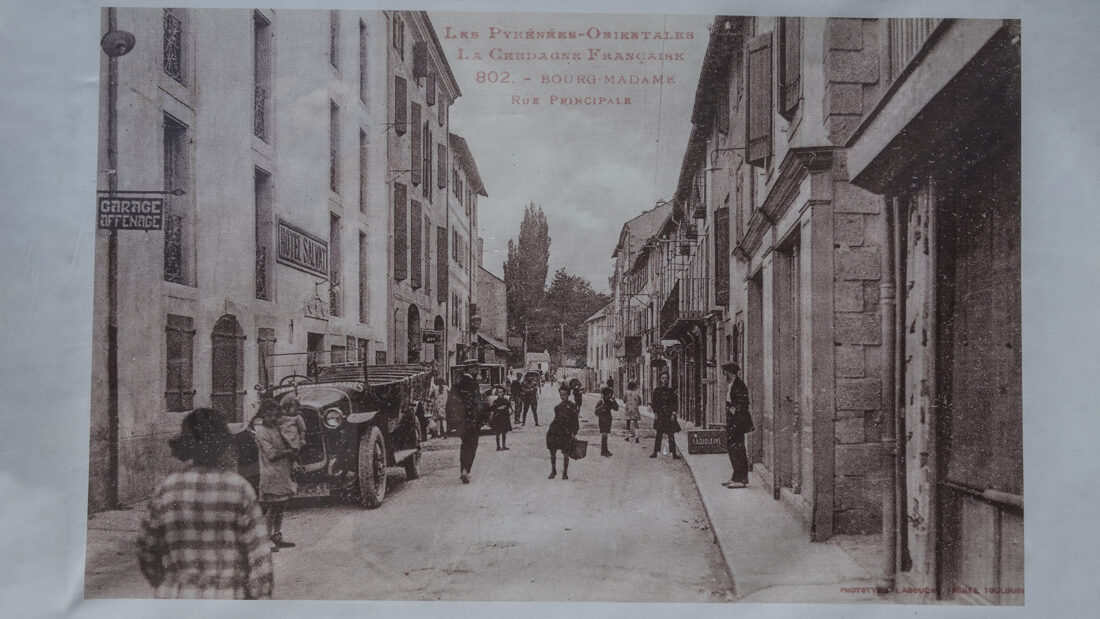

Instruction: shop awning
[477,332,510,352]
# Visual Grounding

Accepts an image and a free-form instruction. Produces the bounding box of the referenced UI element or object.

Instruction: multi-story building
[386,11,460,366]
[445,133,486,364]
[89,9,466,511]
[612,203,672,402]
[584,302,617,391]
[653,15,1020,603]
[475,264,510,365]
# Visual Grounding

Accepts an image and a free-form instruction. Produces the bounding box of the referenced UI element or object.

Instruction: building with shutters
[669,15,1020,603]
[612,203,673,404]
[386,11,461,366]
[446,133,487,365]
[89,9,476,511]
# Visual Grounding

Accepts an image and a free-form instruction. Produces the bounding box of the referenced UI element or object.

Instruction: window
[359,232,369,323]
[778,18,802,119]
[254,168,273,300]
[391,13,404,59]
[330,101,340,193]
[438,97,446,126]
[329,10,340,69]
[330,213,342,316]
[714,206,730,306]
[394,76,407,136]
[426,72,436,106]
[163,9,185,83]
[746,32,773,167]
[258,327,276,386]
[359,19,368,102]
[452,293,459,327]
[410,103,422,185]
[465,187,471,216]
[165,314,195,411]
[717,82,730,135]
[253,11,272,141]
[393,183,407,281]
[163,114,191,285]
[410,200,422,289]
[359,129,367,212]
[452,229,459,262]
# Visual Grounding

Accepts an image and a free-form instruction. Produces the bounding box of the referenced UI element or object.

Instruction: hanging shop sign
[422,329,442,344]
[96,196,164,230]
[277,219,329,278]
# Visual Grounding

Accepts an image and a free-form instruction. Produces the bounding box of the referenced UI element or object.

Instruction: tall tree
[503,203,550,337]
[540,267,610,364]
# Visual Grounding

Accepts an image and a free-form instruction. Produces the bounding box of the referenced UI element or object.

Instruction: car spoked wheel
[357,426,387,508]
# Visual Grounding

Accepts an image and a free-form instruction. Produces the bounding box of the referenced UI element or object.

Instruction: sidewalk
[633,400,887,603]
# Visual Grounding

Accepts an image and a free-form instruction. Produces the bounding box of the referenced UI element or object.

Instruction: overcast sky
[433,12,713,290]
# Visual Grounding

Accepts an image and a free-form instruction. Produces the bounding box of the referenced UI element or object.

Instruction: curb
[679,448,741,599]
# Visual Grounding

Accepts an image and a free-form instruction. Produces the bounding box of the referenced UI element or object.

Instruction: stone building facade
[90,9,470,511]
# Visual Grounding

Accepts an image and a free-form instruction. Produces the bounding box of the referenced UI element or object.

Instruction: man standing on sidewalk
[649,373,681,459]
[721,362,754,488]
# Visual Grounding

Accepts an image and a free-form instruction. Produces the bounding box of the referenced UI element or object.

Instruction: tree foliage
[503,204,608,368]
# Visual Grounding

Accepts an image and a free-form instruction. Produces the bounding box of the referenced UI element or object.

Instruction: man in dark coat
[510,372,524,424]
[722,362,753,487]
[520,372,540,426]
[649,373,681,459]
[448,363,485,484]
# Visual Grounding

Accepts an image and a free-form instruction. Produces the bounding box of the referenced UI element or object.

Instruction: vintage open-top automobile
[231,351,433,508]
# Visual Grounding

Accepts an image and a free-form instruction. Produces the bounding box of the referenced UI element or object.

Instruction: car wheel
[404,419,422,480]
[357,426,387,508]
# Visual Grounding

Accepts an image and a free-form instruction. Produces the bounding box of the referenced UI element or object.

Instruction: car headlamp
[322,407,345,429]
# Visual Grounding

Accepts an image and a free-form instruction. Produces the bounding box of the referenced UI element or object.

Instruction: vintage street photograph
[83,8,1022,604]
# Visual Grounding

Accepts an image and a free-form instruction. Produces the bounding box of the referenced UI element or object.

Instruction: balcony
[660,280,706,340]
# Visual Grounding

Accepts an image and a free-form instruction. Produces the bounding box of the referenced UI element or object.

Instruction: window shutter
[412,41,428,79]
[437,225,449,302]
[422,122,431,198]
[426,72,436,106]
[410,103,421,185]
[779,18,802,117]
[714,207,730,306]
[393,183,407,281]
[394,76,407,135]
[424,215,432,296]
[438,144,447,189]
[410,200,422,289]
[746,32,772,167]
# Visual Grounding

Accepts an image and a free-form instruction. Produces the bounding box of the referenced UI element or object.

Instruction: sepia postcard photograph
[76,6,1027,606]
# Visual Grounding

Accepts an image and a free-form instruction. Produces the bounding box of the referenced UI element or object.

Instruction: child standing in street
[594,386,619,457]
[489,385,513,451]
[623,380,642,443]
[276,395,306,452]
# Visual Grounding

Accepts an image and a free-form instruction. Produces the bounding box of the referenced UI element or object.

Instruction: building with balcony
[91,8,438,510]
[613,203,672,403]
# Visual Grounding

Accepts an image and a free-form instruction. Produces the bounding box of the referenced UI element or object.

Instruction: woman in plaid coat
[137,408,273,599]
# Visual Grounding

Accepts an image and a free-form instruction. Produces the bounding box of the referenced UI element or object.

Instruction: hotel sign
[277,219,329,279]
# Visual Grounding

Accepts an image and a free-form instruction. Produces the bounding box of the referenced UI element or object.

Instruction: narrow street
[85,388,732,602]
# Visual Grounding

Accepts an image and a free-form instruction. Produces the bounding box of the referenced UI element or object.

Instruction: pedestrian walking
[722,362,755,488]
[649,373,681,459]
[449,362,486,483]
[521,372,540,426]
[594,386,619,457]
[489,384,513,451]
[137,408,273,599]
[569,377,584,410]
[255,398,299,550]
[510,372,524,424]
[546,385,580,479]
[622,380,642,443]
